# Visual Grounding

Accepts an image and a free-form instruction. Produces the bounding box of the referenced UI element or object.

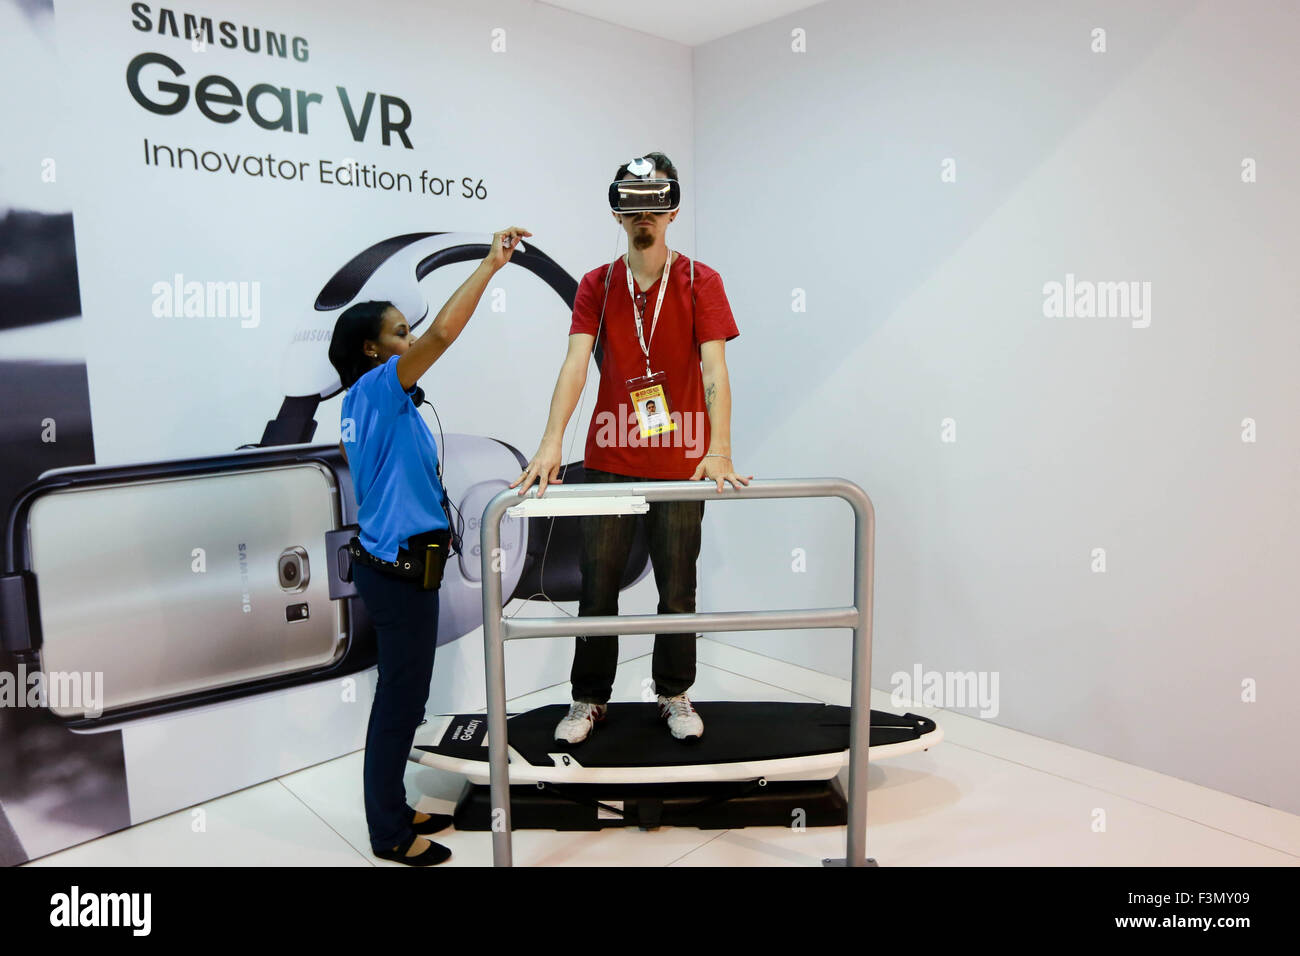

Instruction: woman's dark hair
[329,300,392,389]
[615,151,678,184]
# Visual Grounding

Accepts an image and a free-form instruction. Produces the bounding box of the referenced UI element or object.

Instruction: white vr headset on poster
[262,231,653,647]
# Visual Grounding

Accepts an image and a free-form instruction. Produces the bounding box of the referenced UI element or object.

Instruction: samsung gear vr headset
[608,156,680,214]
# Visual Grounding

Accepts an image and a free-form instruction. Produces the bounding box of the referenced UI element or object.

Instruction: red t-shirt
[568,253,739,479]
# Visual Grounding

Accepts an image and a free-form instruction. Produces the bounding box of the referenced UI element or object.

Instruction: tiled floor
[23,640,1300,867]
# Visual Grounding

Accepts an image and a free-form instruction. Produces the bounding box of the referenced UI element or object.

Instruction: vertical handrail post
[481,492,512,866]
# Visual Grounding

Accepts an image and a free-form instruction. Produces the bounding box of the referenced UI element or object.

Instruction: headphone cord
[419,395,467,556]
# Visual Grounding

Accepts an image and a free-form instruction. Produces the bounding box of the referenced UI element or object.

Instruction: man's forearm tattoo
[705,382,716,410]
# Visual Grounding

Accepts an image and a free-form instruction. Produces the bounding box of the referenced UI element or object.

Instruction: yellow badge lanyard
[625,249,673,378]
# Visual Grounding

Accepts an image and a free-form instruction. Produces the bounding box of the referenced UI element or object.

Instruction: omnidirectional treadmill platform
[414,702,941,831]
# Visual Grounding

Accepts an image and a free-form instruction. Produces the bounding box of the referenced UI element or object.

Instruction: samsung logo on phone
[238,542,252,613]
[49,886,151,936]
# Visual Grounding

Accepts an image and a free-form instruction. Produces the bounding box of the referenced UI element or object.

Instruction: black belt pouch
[408,528,451,591]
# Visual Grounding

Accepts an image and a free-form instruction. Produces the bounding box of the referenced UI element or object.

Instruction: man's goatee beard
[632,232,655,250]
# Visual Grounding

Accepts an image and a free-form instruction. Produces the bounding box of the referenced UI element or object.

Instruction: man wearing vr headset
[513,152,749,744]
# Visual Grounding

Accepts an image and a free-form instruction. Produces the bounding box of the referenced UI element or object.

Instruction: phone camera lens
[278,548,310,592]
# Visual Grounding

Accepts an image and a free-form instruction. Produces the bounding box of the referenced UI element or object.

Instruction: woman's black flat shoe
[412,812,454,835]
[373,833,451,867]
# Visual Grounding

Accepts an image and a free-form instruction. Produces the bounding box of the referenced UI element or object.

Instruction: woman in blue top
[328,226,530,866]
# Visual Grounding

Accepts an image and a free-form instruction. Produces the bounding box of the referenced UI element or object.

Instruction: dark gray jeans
[571,467,704,703]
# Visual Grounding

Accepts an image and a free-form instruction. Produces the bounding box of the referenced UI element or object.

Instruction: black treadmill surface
[422,702,934,769]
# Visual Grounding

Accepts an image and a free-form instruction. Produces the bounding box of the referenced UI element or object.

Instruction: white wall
[693,0,1300,812]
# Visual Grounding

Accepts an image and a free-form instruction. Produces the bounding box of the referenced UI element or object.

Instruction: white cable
[508,224,625,619]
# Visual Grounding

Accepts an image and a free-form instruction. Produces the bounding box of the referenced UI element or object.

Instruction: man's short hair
[615,151,678,185]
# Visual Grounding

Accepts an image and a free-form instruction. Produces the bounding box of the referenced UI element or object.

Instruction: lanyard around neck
[625,249,672,376]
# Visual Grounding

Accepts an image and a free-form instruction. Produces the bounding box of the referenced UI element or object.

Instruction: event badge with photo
[626,250,678,439]
[626,370,676,438]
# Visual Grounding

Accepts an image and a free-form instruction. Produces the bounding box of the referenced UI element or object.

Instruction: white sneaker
[658,694,703,741]
[554,701,607,744]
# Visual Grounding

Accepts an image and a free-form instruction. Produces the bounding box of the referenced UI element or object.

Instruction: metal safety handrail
[478,477,876,867]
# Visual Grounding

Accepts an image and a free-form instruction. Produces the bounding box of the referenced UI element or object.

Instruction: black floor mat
[421,703,935,768]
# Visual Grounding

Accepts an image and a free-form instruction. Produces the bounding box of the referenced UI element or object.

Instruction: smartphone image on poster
[4,446,370,727]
